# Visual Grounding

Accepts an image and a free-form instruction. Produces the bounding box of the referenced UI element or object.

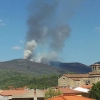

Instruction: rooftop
[64,74,89,78]
[53,87,89,95]
[0,90,28,96]
[48,95,95,100]
[57,87,83,94]
[80,85,92,89]
[74,87,89,93]
[91,63,100,66]
[89,72,100,75]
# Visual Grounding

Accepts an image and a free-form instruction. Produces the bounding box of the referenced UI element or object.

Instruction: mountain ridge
[0,59,92,75]
[0,59,66,75]
[50,61,91,73]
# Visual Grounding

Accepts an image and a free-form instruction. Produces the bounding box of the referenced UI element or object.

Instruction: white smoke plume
[36,51,58,64]
[24,40,37,59]
[24,0,81,64]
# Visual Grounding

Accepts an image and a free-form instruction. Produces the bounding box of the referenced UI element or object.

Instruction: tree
[44,88,62,100]
[89,81,100,100]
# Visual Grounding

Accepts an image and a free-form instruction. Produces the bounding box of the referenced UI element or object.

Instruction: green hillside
[0,59,65,75]
[0,70,58,89]
[0,59,92,89]
[0,59,64,89]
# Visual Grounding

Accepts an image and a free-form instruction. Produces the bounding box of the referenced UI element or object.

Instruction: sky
[0,0,100,65]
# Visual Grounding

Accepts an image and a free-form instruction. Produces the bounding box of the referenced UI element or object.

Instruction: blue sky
[0,0,100,65]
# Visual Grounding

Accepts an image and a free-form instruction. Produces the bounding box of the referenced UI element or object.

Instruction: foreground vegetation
[89,81,100,100]
[0,70,59,89]
[44,88,62,99]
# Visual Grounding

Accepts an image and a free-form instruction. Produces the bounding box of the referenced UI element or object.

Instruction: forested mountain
[0,59,92,75]
[0,59,62,89]
[50,61,91,73]
[0,59,65,75]
[0,59,93,89]
[95,62,100,64]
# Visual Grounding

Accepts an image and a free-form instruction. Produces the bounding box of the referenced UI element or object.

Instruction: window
[85,80,90,85]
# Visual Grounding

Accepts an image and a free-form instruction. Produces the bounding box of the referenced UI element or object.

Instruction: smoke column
[24,40,37,59]
[24,0,81,64]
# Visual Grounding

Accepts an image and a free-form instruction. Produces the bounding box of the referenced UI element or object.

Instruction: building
[58,63,100,88]
[54,87,89,97]
[0,89,45,100]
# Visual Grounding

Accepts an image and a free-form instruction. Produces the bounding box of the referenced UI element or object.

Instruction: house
[0,87,92,100]
[58,63,100,88]
[0,89,45,100]
[53,86,89,97]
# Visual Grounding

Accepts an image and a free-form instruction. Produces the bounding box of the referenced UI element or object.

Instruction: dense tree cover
[0,70,59,89]
[89,81,100,100]
[44,88,62,99]
[27,74,58,89]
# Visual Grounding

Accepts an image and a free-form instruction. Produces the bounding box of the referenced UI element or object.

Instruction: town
[0,63,99,100]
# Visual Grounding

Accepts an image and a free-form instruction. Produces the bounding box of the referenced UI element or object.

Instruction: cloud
[0,19,6,26]
[12,46,22,50]
[95,27,100,31]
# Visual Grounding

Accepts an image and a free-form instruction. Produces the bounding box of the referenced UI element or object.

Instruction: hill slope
[0,59,92,89]
[0,59,92,75]
[0,59,65,75]
[50,61,91,73]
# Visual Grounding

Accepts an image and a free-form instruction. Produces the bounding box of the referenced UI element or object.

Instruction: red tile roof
[48,95,95,100]
[58,87,83,94]
[0,90,28,96]
[80,85,92,89]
